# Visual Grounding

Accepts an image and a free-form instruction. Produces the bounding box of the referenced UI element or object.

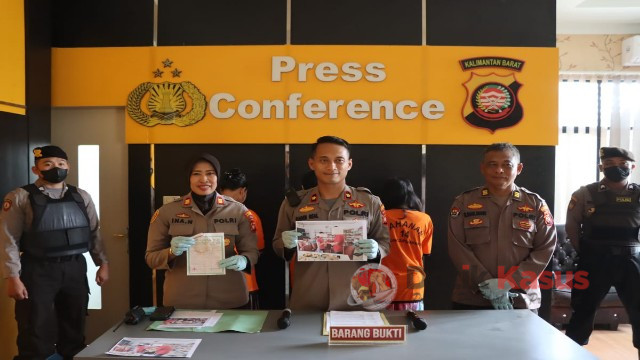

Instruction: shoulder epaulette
[461,186,482,194]
[518,187,545,202]
[355,187,372,194]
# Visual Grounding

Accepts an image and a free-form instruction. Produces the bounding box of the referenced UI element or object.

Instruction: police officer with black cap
[565,146,640,355]
[0,145,109,360]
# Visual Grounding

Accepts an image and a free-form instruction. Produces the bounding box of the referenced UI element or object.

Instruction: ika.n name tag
[328,325,406,345]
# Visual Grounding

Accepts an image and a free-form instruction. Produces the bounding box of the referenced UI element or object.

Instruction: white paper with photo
[296,220,367,261]
[324,311,385,335]
[187,233,225,276]
[157,310,221,329]
[106,337,202,357]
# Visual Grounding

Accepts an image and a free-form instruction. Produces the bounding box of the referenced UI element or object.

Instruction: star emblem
[171,68,182,78]
[162,59,173,68]
[152,69,163,78]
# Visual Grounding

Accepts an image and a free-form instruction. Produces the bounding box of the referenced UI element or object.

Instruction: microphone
[277,308,292,329]
[407,310,427,330]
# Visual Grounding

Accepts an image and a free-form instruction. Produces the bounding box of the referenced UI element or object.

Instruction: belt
[23,254,83,262]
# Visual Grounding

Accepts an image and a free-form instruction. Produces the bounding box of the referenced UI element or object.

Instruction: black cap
[33,145,68,162]
[188,153,221,177]
[600,147,635,162]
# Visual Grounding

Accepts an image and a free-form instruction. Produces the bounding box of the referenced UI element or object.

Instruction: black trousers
[14,255,89,360]
[565,250,640,349]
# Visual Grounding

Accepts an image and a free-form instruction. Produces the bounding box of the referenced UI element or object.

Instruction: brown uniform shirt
[273,185,390,311]
[146,193,258,309]
[448,185,557,309]
[0,180,108,278]
[566,181,638,249]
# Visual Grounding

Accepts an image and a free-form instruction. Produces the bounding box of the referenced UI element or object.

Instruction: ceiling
[557,0,640,34]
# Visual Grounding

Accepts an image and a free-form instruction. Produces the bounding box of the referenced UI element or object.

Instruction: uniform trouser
[14,255,89,360]
[565,250,640,349]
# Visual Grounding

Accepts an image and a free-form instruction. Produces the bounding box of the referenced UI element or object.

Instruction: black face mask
[41,167,68,183]
[603,166,630,182]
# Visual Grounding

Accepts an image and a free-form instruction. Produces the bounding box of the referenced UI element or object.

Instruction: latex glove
[219,255,248,271]
[490,293,519,310]
[170,236,196,256]
[282,231,301,249]
[356,239,379,259]
[478,278,513,300]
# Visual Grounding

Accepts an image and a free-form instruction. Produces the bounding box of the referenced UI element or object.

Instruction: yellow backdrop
[52,45,558,145]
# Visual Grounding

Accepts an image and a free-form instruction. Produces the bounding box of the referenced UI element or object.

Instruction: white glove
[219,255,248,271]
[478,278,513,300]
[356,239,379,259]
[490,293,519,310]
[282,231,301,249]
[170,236,195,256]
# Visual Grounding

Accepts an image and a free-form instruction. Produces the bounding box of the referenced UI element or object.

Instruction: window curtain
[555,73,640,224]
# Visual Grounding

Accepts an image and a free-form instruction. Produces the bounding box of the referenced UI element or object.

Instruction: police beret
[33,145,68,162]
[188,153,221,177]
[599,147,635,161]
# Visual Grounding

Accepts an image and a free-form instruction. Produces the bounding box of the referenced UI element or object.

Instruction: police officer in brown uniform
[146,153,258,309]
[565,147,640,354]
[0,145,109,360]
[448,143,557,311]
[273,136,390,310]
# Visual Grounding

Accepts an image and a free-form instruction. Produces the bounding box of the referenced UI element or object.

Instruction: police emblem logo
[518,205,533,212]
[519,220,532,230]
[344,191,352,200]
[540,205,554,226]
[224,238,231,246]
[183,197,192,206]
[380,204,387,225]
[309,194,319,204]
[176,212,190,218]
[2,199,12,212]
[150,209,160,224]
[481,189,489,196]
[587,207,595,214]
[469,218,483,226]
[244,210,257,233]
[217,196,225,205]
[33,149,42,158]
[348,201,365,209]
[461,60,524,133]
[299,205,315,213]
[450,207,460,218]
[467,203,483,210]
[126,59,206,127]
[513,191,521,199]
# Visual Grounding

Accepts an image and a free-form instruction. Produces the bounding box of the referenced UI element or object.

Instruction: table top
[75,310,597,360]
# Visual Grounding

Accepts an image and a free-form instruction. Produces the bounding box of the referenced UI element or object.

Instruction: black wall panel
[289,144,423,199]
[154,144,286,309]
[424,145,555,310]
[292,0,422,45]
[25,0,52,156]
[52,0,154,47]
[0,114,30,197]
[158,0,287,45]
[128,145,154,308]
[426,0,556,47]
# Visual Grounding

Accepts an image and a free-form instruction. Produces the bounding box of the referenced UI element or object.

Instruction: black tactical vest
[582,182,640,246]
[21,184,91,257]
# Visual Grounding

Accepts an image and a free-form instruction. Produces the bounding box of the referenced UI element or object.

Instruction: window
[555,77,640,224]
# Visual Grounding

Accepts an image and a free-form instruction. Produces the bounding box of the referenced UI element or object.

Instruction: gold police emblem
[127,81,207,127]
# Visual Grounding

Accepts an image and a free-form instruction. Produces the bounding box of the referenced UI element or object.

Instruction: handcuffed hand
[282,231,301,249]
[219,255,248,271]
[356,238,379,259]
[170,236,196,256]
